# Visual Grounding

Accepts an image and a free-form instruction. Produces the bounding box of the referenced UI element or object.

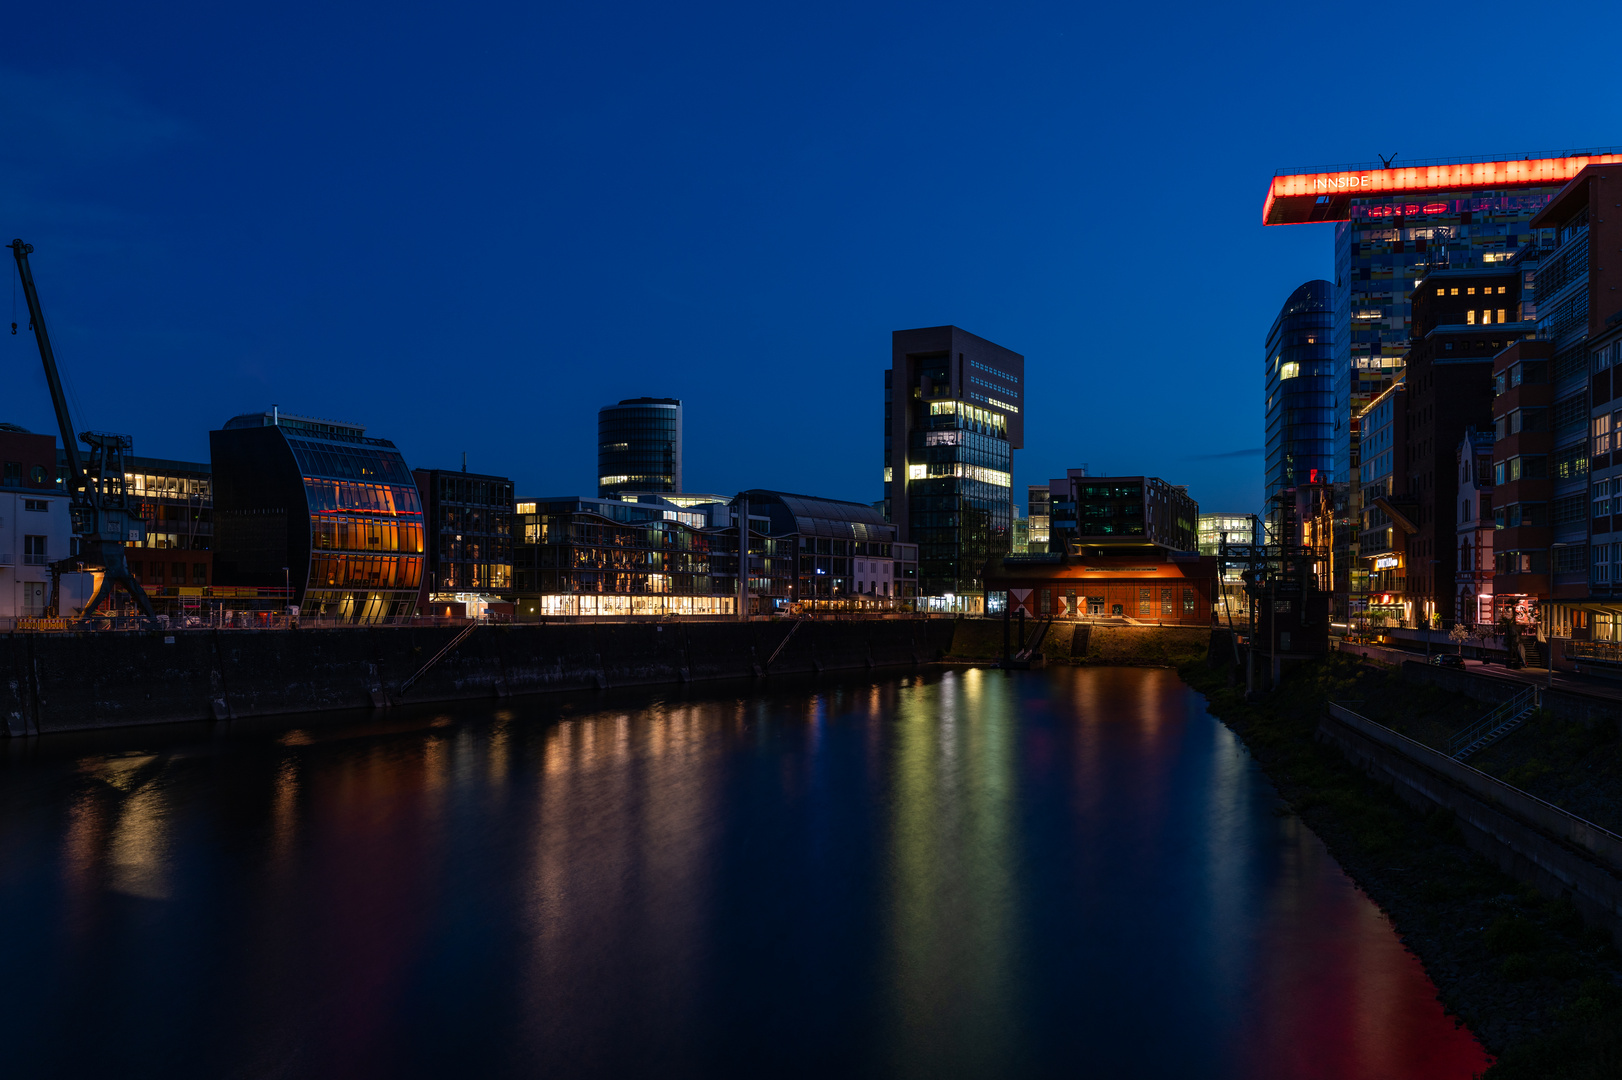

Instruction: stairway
[1014,617,1053,663]
[1448,686,1539,761]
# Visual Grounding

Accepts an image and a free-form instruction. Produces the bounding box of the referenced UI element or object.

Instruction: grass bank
[1180,652,1622,1079]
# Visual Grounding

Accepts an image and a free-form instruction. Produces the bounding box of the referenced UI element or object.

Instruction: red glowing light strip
[1262,154,1622,225]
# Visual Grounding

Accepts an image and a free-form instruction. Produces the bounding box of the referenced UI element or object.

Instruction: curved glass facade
[598,398,682,497]
[1264,281,1335,502]
[211,412,424,622]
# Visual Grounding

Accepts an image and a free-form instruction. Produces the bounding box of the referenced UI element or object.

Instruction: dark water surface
[0,667,1489,1079]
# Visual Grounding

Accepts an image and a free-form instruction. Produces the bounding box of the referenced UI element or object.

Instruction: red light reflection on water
[1235,826,1491,1079]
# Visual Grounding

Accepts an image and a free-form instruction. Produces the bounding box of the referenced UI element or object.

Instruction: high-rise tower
[597,397,682,498]
[884,326,1022,605]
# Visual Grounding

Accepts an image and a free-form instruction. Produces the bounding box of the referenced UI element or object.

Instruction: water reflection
[0,668,1489,1079]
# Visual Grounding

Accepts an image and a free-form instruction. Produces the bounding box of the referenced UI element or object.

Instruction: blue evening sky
[4,1,1619,515]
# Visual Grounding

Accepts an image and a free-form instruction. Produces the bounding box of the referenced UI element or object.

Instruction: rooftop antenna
[462,451,467,473]
[1378,152,1398,169]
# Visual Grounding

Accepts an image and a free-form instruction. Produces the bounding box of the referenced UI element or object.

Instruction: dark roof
[738,489,893,539]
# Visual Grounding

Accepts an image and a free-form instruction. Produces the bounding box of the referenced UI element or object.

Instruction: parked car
[1429,653,1466,668]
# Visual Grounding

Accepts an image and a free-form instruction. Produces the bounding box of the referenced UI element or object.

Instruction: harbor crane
[10,239,157,625]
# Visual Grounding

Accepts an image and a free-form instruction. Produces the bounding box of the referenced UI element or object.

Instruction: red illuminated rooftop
[1263,148,1622,225]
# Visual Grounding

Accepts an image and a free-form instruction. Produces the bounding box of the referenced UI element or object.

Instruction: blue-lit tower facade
[1264,280,1334,514]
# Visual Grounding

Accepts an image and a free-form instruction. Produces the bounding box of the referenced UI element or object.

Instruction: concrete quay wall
[1,619,957,735]
[1320,702,1622,946]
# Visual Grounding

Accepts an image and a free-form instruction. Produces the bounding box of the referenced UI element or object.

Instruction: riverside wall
[0,619,957,736]
[1320,702,1622,946]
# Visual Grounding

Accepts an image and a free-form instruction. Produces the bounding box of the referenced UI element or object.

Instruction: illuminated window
[1498,309,1506,323]
[1467,310,1477,325]
[907,464,927,481]
[1280,362,1300,379]
[1498,286,1507,295]
[515,502,536,514]
[1467,287,1476,295]
[1450,288,1459,295]
[1436,288,1445,296]
[1483,310,1492,324]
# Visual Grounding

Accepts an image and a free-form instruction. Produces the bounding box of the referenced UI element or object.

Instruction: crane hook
[9,322,15,335]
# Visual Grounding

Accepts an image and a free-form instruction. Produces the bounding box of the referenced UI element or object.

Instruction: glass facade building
[1264,281,1334,510]
[1329,187,1563,610]
[885,326,1023,603]
[210,411,425,622]
[1260,153,1616,614]
[598,398,682,497]
[511,494,728,616]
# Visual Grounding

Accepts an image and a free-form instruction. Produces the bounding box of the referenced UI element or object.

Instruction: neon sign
[1263,151,1622,225]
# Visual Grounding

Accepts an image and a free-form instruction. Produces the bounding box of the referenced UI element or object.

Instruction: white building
[0,488,95,622]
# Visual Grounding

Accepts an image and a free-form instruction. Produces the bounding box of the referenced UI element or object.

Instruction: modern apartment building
[510,493,731,617]
[598,397,682,498]
[1264,150,1620,614]
[413,467,514,617]
[884,326,1023,604]
[1264,280,1334,518]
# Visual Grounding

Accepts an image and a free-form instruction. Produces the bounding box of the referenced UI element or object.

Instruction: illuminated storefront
[210,410,425,623]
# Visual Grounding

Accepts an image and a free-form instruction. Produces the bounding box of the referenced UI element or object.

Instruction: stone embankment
[949,618,1211,667]
[1,619,956,735]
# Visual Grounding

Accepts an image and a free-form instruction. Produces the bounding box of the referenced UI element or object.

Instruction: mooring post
[1002,601,1010,665]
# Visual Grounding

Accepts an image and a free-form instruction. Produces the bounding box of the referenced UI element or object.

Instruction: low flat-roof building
[987,547,1216,625]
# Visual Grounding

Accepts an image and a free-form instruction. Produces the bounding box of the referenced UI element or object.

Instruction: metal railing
[1567,639,1622,666]
[1447,685,1539,759]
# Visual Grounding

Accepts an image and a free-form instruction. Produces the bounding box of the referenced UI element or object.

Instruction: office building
[414,466,514,619]
[1047,472,1199,554]
[1026,485,1051,554]
[1264,280,1334,518]
[598,397,682,498]
[1264,150,1620,613]
[885,326,1023,606]
[210,410,425,622]
[1197,513,1260,554]
[1399,267,1530,626]
[116,455,215,600]
[1359,379,1408,622]
[1456,429,1496,627]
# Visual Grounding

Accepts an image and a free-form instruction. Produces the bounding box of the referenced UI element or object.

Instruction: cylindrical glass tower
[1264,281,1335,500]
[597,397,683,497]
